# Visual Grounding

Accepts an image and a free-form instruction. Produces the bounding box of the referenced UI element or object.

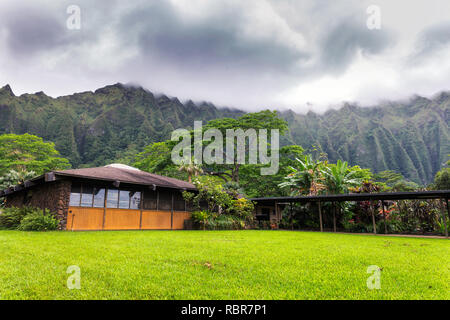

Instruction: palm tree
[178,159,203,183]
[322,160,361,194]
[279,155,326,196]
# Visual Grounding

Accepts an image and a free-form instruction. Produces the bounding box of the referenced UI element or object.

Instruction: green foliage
[0,206,43,230]
[134,110,291,191]
[203,110,289,182]
[17,209,59,231]
[432,167,450,190]
[323,160,361,194]
[134,141,188,180]
[278,155,326,195]
[177,158,203,183]
[240,145,304,197]
[374,170,419,191]
[0,207,28,229]
[183,179,254,230]
[0,133,70,176]
[191,210,212,227]
[0,169,36,190]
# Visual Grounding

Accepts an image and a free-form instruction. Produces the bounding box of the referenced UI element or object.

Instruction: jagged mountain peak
[0,84,14,97]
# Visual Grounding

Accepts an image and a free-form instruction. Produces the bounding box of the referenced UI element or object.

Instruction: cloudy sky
[0,0,449,112]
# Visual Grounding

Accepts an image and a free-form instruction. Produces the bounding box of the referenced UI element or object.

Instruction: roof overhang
[250,190,450,204]
[0,171,196,198]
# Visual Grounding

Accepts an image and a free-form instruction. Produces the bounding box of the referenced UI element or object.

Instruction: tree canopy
[0,133,71,176]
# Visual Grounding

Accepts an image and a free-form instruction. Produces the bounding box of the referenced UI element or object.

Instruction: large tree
[135,110,289,185]
[0,133,71,176]
[203,110,289,182]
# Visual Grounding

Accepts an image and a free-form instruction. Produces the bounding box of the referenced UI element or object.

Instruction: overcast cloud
[0,0,449,112]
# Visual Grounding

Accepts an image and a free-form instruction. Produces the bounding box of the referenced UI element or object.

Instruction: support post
[289,203,293,230]
[333,202,337,232]
[318,201,323,232]
[171,193,174,230]
[382,200,387,234]
[371,201,377,234]
[447,199,449,238]
[440,198,448,238]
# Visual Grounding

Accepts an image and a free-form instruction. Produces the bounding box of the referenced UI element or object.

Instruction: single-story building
[0,164,196,231]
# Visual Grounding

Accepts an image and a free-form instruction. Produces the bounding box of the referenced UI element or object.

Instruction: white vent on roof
[105,164,141,171]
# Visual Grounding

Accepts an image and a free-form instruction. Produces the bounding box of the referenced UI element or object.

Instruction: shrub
[17,209,59,231]
[191,210,247,230]
[184,179,255,230]
[191,210,212,229]
[0,207,59,231]
[0,206,35,229]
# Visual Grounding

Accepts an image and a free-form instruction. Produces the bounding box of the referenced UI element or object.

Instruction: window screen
[80,185,93,207]
[107,189,119,208]
[119,190,131,209]
[143,190,157,210]
[158,190,172,211]
[130,191,141,209]
[69,183,81,206]
[93,188,106,208]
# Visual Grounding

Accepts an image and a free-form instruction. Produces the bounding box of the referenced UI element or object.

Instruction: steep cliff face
[0,83,448,184]
[281,95,449,184]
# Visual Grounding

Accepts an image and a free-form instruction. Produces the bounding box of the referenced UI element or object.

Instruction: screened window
[107,189,119,208]
[69,183,81,206]
[80,186,93,207]
[173,192,186,211]
[93,188,106,208]
[119,190,131,209]
[130,191,141,210]
[143,190,157,210]
[158,190,172,211]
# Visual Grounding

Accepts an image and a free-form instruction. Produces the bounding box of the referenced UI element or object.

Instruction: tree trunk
[371,201,377,234]
[232,164,240,183]
[333,202,337,232]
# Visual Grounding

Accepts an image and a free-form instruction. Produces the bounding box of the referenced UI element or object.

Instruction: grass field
[0,230,448,300]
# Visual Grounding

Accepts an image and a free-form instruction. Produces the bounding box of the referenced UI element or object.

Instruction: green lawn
[0,230,448,300]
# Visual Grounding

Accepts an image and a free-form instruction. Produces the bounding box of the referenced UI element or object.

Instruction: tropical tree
[203,110,289,183]
[178,159,203,183]
[278,155,326,196]
[323,160,361,194]
[239,145,304,197]
[135,110,289,184]
[0,133,70,176]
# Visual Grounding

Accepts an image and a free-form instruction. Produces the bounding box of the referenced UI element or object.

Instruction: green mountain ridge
[0,83,448,184]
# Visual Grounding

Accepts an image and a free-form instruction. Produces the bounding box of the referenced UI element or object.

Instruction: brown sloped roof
[53,166,196,190]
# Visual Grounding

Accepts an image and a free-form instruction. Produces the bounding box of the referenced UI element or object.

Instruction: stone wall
[4,180,72,230]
